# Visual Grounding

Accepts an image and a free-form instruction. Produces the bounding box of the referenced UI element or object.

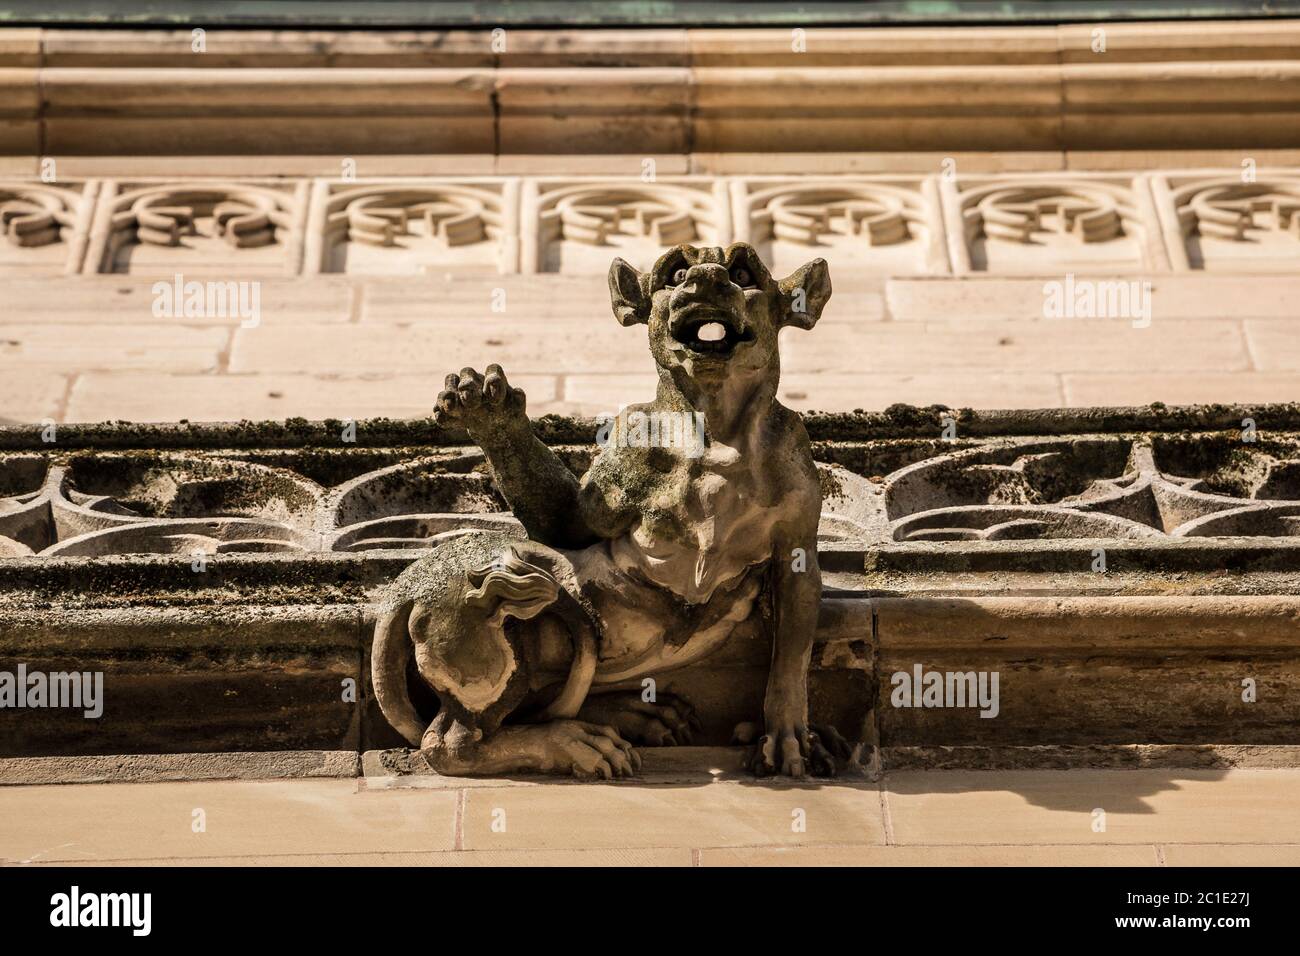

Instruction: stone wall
[2,21,1298,423]
[1,21,1297,780]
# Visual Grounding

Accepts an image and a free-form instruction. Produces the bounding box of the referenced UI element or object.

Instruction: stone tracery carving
[0,186,75,248]
[1154,172,1300,271]
[884,435,1300,541]
[88,180,305,275]
[528,179,727,272]
[966,185,1127,245]
[1181,181,1300,241]
[943,174,1160,273]
[113,187,290,248]
[310,181,514,274]
[735,177,947,276]
[541,186,708,246]
[0,181,95,275]
[764,188,910,245]
[5,431,1300,559]
[0,169,1295,276]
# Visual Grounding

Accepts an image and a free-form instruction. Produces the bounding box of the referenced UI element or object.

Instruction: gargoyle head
[607,243,831,391]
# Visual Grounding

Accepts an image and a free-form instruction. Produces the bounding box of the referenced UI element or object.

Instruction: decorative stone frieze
[85,179,309,275]
[0,180,96,275]
[1152,171,1300,272]
[731,176,948,276]
[6,421,1300,560]
[304,179,519,275]
[939,172,1171,274]
[2,170,1289,278]
[522,177,730,273]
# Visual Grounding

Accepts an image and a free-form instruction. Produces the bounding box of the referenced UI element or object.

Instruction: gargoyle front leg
[435,364,598,549]
[748,534,834,778]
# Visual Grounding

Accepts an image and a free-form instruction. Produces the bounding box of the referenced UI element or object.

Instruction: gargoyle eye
[730,266,754,287]
[671,268,689,285]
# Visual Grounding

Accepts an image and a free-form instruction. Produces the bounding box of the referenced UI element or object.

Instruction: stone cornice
[1,21,1299,159]
[1,0,1297,28]
[1,404,1298,450]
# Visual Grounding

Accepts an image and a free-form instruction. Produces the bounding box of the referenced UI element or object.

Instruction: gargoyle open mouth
[671,310,754,356]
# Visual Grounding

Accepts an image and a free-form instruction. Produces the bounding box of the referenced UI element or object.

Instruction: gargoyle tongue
[697,322,727,342]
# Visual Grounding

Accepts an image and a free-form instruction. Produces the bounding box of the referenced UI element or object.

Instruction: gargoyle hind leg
[416,584,640,779]
[372,545,639,779]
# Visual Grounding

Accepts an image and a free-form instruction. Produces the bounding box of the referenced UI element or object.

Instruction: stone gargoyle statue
[372,242,850,778]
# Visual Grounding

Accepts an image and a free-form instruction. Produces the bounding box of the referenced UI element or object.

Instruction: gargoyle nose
[680,263,731,295]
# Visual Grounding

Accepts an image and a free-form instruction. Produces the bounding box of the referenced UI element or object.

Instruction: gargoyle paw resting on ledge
[372,242,836,778]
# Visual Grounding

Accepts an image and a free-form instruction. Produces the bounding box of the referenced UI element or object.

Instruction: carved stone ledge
[6,415,1300,560]
[7,21,1300,160]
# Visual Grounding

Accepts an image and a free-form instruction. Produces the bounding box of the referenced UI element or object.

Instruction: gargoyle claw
[577,691,700,747]
[744,723,848,778]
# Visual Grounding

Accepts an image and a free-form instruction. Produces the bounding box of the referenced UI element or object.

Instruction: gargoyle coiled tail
[372,539,599,747]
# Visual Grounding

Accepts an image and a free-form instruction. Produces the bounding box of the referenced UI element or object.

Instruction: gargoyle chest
[627,460,784,603]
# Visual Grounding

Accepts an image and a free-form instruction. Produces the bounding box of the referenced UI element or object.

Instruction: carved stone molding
[940,173,1171,274]
[0,180,96,276]
[304,179,520,275]
[13,22,1300,160]
[521,177,730,273]
[2,169,1297,277]
[85,179,309,275]
[731,176,949,276]
[5,425,1300,559]
[1152,171,1300,272]
[885,435,1300,542]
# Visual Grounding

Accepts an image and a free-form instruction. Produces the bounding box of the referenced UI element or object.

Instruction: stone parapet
[2,406,1298,774]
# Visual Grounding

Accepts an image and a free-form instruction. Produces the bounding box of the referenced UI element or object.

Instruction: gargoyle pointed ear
[608,257,649,327]
[778,258,832,330]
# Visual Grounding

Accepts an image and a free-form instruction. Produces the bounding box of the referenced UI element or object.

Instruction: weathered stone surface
[1064,373,1300,407]
[0,778,458,862]
[458,779,884,850]
[0,606,365,757]
[0,750,359,786]
[1245,320,1300,371]
[0,370,68,425]
[886,276,1300,321]
[7,766,1300,865]
[0,326,228,373]
[3,277,355,323]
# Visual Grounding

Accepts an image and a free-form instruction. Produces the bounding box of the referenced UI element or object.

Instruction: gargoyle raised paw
[434,363,528,435]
